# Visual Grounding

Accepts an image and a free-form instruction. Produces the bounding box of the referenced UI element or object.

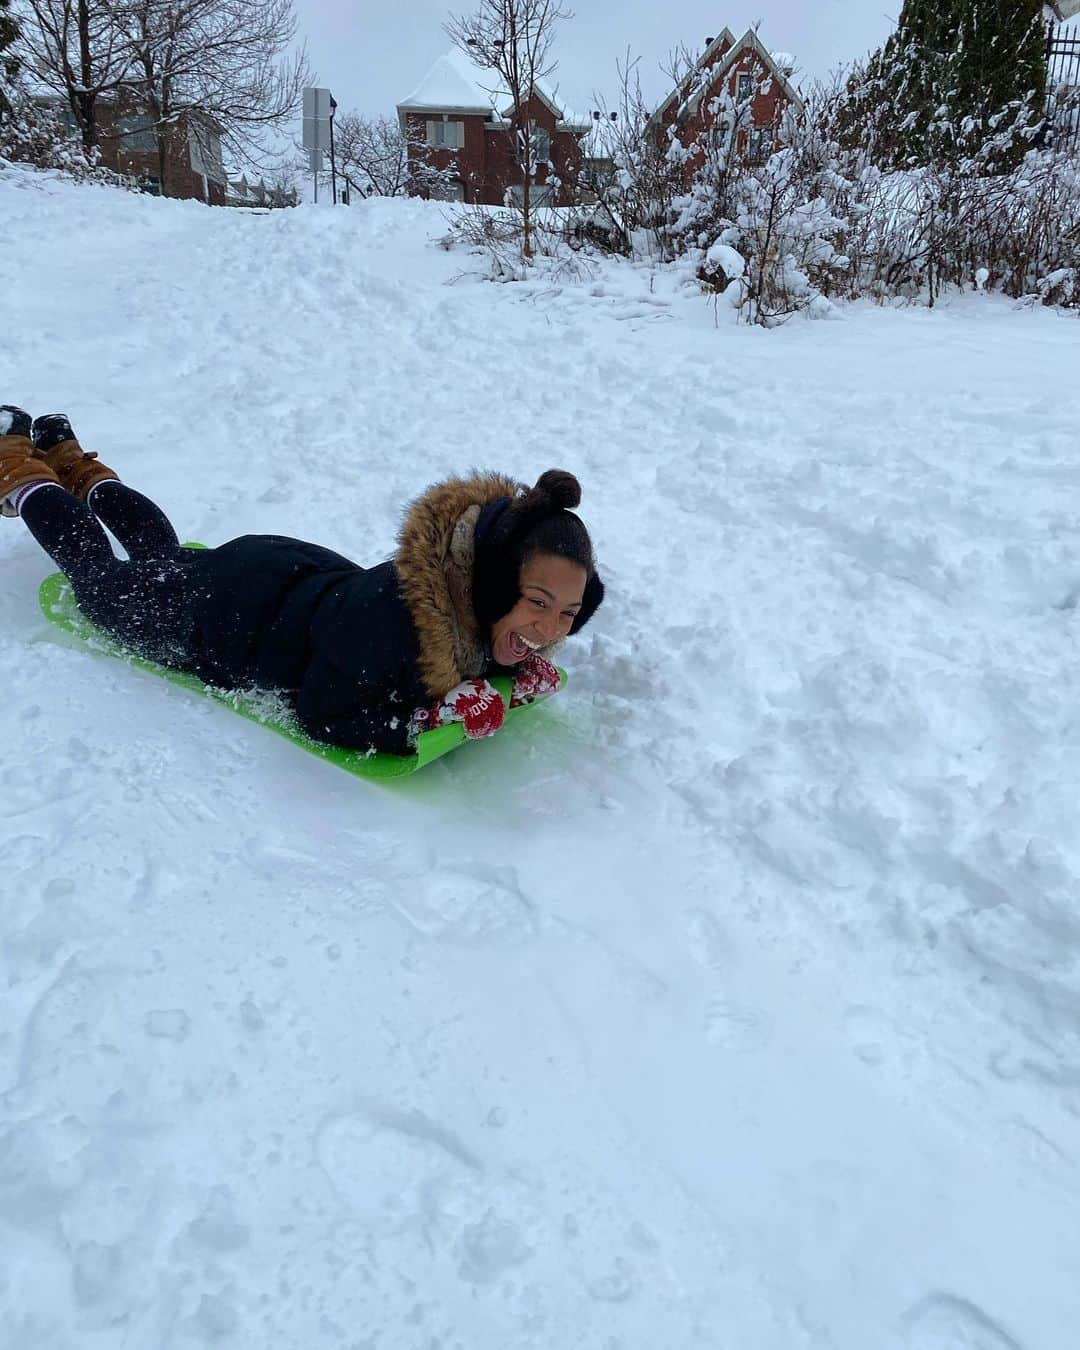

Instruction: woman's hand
[509,653,562,708]
[413,679,506,741]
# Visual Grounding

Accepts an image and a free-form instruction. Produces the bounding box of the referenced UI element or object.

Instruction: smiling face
[490,552,587,666]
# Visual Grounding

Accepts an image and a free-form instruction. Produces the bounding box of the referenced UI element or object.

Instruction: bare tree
[445,0,569,259]
[120,0,309,194]
[14,0,307,188]
[332,112,407,196]
[13,0,134,151]
[588,49,691,257]
[333,112,460,199]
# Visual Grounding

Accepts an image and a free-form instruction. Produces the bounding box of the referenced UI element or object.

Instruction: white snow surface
[705,240,746,279]
[3,161,1080,1349]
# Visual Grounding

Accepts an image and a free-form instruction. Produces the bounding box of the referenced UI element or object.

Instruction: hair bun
[531,469,581,511]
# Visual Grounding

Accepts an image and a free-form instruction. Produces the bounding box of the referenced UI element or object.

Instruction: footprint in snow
[844,1005,902,1068]
[315,1099,481,1224]
[705,998,773,1051]
[685,908,728,970]
[389,865,538,948]
[456,1209,533,1284]
[901,1293,1024,1350]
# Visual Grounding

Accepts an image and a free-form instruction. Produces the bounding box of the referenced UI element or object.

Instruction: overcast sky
[292,2,906,120]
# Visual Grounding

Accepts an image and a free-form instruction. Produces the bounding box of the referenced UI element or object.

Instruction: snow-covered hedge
[611,82,1080,324]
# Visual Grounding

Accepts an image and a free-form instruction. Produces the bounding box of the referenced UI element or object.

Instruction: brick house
[650,27,803,177]
[396,51,590,206]
[45,94,227,204]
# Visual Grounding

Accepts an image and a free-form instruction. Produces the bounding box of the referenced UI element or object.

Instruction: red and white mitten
[413,678,506,741]
[509,653,562,708]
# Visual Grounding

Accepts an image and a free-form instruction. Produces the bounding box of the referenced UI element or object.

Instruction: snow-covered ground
[3,163,1080,1350]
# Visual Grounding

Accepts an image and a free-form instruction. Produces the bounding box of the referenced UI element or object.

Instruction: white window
[426,120,464,149]
[737,73,754,102]
[516,121,551,164]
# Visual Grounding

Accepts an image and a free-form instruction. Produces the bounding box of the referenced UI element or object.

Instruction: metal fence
[1046,21,1080,151]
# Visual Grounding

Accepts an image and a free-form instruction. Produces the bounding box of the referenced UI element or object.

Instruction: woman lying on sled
[0,406,605,754]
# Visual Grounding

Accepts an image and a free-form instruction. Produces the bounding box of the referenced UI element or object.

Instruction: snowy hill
[3,163,1080,1349]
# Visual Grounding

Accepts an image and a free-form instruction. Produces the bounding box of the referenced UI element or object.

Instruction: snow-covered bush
[668,75,1080,320]
[666,94,852,325]
[0,89,117,184]
[595,50,1080,322]
[440,202,590,283]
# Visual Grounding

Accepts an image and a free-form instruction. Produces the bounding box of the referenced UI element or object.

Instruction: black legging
[23,481,196,664]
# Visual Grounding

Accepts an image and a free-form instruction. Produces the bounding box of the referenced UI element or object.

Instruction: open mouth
[506,631,539,661]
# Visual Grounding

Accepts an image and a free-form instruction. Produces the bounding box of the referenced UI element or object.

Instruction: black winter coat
[168,472,541,756]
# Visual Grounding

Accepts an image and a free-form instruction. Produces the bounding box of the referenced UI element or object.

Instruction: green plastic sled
[38,551,565,780]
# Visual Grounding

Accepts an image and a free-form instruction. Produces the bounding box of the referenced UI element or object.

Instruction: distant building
[649,27,803,176]
[396,51,590,206]
[42,94,227,204]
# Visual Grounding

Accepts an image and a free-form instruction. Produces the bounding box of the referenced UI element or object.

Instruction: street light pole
[329,96,338,205]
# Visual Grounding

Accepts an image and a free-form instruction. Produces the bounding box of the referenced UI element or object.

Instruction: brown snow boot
[31,413,119,500]
[0,406,62,517]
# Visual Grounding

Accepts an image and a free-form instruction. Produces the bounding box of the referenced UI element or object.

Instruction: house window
[737,73,754,102]
[529,123,551,163]
[426,120,463,149]
[748,126,772,161]
[117,114,157,151]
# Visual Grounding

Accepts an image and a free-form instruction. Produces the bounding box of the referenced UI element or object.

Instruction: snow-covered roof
[1049,1,1080,20]
[398,51,590,134]
[498,78,591,131]
[398,51,498,114]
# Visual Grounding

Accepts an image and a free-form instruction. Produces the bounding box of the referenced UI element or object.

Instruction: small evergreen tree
[840,0,1047,169]
[954,0,1046,160]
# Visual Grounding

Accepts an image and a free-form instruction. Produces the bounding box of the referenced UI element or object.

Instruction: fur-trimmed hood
[394,471,524,700]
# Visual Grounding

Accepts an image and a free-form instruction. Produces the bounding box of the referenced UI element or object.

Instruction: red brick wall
[402,111,483,201]
[657,43,795,180]
[93,104,224,203]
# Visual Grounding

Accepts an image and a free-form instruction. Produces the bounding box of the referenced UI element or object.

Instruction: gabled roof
[398,51,498,115]
[684,28,803,120]
[397,52,590,132]
[650,26,803,129]
[500,79,591,132]
[651,27,737,125]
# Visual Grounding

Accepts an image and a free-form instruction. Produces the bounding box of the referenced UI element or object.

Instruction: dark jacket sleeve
[293,649,417,755]
[292,566,427,757]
